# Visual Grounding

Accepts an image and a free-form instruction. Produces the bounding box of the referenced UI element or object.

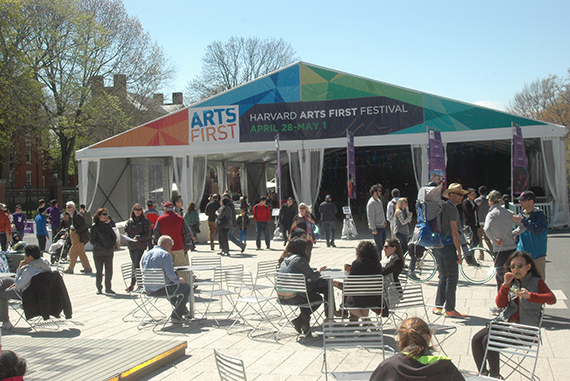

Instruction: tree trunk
[58,133,75,187]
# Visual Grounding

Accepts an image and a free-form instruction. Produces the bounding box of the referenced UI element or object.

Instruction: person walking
[184,202,201,243]
[46,199,62,240]
[12,205,26,241]
[90,208,117,294]
[34,207,48,252]
[124,203,151,291]
[215,197,233,256]
[393,197,413,254]
[484,190,516,292]
[318,195,338,247]
[236,208,249,244]
[253,197,272,250]
[278,197,297,244]
[367,184,387,255]
[144,200,159,250]
[63,201,92,274]
[0,204,12,252]
[153,202,193,283]
[432,183,468,318]
[512,190,548,280]
[204,194,221,251]
[462,188,480,247]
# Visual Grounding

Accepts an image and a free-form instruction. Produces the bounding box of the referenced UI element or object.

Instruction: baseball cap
[517,190,536,202]
[325,194,332,200]
[163,201,175,211]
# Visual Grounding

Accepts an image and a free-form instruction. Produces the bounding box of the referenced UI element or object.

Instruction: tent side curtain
[411,144,428,189]
[172,155,208,209]
[287,148,324,208]
[79,159,100,212]
[540,137,570,227]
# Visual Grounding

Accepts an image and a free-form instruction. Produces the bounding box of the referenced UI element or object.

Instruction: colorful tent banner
[428,129,446,186]
[512,124,528,195]
[239,96,423,142]
[347,133,357,199]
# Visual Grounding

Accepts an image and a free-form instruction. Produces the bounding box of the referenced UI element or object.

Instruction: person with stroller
[471,251,556,378]
[12,205,26,241]
[90,208,117,294]
[124,203,151,292]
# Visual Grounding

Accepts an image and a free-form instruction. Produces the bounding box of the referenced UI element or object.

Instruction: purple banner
[512,124,528,195]
[428,129,446,186]
[275,134,280,188]
[347,133,357,199]
[239,96,424,142]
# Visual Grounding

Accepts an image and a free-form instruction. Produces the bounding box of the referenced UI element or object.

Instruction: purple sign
[512,125,528,194]
[428,129,446,186]
[347,133,357,199]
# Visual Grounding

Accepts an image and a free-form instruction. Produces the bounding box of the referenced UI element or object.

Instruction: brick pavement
[2,228,569,380]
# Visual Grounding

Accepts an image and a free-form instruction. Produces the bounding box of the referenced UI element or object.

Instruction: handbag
[114,241,121,250]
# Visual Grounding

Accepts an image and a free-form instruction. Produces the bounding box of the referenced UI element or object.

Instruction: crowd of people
[0,180,558,380]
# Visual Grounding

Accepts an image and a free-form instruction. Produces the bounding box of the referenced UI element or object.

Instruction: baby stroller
[49,228,70,264]
[9,230,22,250]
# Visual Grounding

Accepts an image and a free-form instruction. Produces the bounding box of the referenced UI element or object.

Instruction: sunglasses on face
[509,263,527,270]
[134,208,143,211]
[101,213,109,216]
[383,245,391,249]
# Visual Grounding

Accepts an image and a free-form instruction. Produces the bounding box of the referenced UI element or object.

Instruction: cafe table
[319,269,348,320]
[174,264,217,319]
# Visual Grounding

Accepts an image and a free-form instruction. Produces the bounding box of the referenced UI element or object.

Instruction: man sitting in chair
[141,235,191,324]
[0,244,52,330]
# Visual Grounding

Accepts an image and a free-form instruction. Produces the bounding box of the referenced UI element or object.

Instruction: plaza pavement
[3,225,569,380]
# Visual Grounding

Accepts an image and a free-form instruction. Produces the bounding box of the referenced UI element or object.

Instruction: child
[236,208,249,244]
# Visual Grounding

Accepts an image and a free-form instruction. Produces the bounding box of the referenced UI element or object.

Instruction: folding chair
[214,348,247,381]
[121,263,146,322]
[466,321,541,381]
[196,264,243,325]
[339,274,384,319]
[387,282,456,356]
[274,272,326,339]
[139,268,186,332]
[253,259,279,293]
[322,319,393,380]
[190,255,222,289]
[10,271,72,331]
[224,269,278,335]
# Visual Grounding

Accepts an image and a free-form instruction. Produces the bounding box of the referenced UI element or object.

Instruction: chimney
[89,76,104,96]
[172,92,183,105]
[153,93,164,105]
[113,74,127,99]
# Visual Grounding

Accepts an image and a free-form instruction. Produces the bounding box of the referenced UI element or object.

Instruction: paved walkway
[3,229,569,380]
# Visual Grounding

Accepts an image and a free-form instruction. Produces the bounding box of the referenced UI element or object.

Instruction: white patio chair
[120,263,146,322]
[196,264,243,325]
[214,348,247,381]
[322,319,393,380]
[466,321,541,381]
[339,274,384,318]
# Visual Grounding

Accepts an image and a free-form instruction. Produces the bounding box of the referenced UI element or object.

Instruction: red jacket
[0,210,11,236]
[155,211,185,251]
[253,203,271,222]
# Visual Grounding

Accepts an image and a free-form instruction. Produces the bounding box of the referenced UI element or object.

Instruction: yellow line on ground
[110,342,187,380]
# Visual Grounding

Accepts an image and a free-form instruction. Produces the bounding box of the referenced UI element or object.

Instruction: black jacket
[90,221,116,256]
[22,271,73,320]
[370,351,465,381]
[125,215,151,251]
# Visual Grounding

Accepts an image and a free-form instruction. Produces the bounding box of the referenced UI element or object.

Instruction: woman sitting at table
[342,241,383,322]
[277,237,330,335]
[471,251,556,379]
[370,317,465,381]
[379,238,405,316]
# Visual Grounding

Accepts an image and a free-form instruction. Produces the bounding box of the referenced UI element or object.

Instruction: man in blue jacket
[512,190,548,279]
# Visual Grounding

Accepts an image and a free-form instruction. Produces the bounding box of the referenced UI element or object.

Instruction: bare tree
[187,36,298,104]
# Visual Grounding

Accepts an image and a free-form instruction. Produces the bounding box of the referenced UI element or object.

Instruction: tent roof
[76,62,566,161]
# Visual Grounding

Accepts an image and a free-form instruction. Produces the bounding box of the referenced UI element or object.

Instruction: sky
[121,0,570,111]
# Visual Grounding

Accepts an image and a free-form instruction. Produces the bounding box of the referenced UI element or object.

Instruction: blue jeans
[238,230,247,243]
[371,227,386,257]
[433,245,459,312]
[321,221,336,246]
[256,221,270,249]
[150,282,191,318]
[228,227,245,249]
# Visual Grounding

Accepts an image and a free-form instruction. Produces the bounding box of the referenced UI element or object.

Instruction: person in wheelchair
[471,251,556,378]
[0,245,51,330]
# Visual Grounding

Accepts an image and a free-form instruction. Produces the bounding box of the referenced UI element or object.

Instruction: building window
[25,144,31,164]
[26,171,32,187]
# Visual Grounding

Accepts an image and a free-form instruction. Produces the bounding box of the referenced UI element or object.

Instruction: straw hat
[442,183,469,198]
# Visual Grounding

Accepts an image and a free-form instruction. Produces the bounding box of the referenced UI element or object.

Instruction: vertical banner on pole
[275,134,280,200]
[347,133,357,199]
[428,129,446,186]
[512,124,528,195]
